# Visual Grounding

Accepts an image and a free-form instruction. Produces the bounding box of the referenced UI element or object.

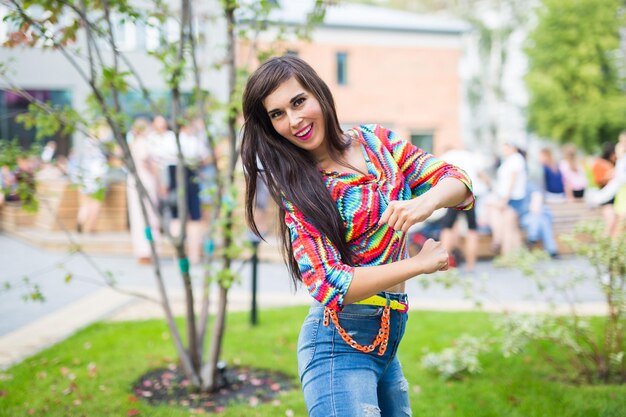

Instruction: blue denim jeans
[297,292,412,417]
[521,210,558,255]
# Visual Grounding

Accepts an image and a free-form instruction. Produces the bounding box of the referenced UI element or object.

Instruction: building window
[0,5,8,44]
[336,52,348,86]
[145,17,178,51]
[410,131,434,154]
[113,17,137,51]
[0,89,72,155]
[118,90,194,122]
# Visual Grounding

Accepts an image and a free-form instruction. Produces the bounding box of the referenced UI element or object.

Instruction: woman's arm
[379,177,471,232]
[345,177,468,303]
[367,125,474,202]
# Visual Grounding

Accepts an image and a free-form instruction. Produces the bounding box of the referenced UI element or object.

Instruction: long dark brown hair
[241,55,354,286]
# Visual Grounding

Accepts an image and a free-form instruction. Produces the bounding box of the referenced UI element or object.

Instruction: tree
[1,0,329,392]
[452,0,531,149]
[525,0,626,152]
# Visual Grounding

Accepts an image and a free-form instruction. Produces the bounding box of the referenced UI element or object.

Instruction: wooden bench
[1,178,128,234]
[460,200,604,258]
[34,178,128,232]
[548,200,603,254]
[0,202,37,232]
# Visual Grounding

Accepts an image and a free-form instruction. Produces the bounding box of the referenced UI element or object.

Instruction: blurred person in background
[521,149,559,259]
[590,137,626,237]
[148,115,177,210]
[559,143,587,201]
[486,142,527,255]
[612,137,626,236]
[438,145,487,272]
[539,147,565,202]
[70,122,111,234]
[591,142,616,190]
[126,117,160,265]
[156,117,210,264]
[37,139,68,181]
[589,142,617,236]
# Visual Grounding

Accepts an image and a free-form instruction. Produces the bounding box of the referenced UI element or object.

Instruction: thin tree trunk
[202,285,229,390]
[85,0,198,383]
[201,1,238,391]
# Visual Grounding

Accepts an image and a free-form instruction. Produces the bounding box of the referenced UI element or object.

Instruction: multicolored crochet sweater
[283,124,474,311]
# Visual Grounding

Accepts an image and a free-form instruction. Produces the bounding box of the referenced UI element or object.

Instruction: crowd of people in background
[1,115,214,265]
[125,115,212,265]
[1,122,625,270]
[421,131,626,272]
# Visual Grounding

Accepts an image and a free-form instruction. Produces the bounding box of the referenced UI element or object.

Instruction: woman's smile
[294,123,314,141]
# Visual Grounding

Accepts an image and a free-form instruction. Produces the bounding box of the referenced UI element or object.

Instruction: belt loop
[384,292,391,308]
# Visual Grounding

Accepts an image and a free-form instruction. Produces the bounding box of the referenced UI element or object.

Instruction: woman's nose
[288,111,302,128]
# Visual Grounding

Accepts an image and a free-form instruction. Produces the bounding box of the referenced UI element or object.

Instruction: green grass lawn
[1,307,625,417]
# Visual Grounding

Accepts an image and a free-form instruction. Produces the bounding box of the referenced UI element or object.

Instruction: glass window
[145,17,160,51]
[113,17,136,51]
[336,52,347,86]
[118,91,194,122]
[410,131,434,154]
[0,89,72,154]
[0,5,8,43]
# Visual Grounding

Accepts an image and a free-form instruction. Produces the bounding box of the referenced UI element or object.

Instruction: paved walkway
[0,234,607,369]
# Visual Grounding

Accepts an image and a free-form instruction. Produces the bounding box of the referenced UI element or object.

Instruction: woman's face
[263,77,326,159]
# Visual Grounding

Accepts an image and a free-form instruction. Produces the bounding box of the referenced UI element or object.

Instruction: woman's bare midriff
[385,283,405,294]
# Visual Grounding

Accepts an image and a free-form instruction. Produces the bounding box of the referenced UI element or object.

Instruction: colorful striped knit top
[283,124,474,311]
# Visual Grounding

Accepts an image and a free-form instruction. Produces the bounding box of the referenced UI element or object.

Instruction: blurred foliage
[525,0,626,152]
[426,221,626,384]
[1,0,333,393]
[498,220,625,384]
[0,139,39,212]
[348,0,480,13]
[421,334,489,380]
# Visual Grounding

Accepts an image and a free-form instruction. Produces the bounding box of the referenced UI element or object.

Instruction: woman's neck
[314,134,346,171]
[316,134,368,176]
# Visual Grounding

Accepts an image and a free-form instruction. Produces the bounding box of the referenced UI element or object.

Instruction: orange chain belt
[323,306,391,356]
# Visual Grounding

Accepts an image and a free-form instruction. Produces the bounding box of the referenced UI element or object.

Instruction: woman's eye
[293,97,305,107]
[270,111,282,119]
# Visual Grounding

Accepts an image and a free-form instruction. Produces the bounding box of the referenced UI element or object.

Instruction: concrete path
[0,234,608,369]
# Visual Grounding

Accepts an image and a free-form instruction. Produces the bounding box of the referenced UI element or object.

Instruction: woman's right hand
[413,238,449,274]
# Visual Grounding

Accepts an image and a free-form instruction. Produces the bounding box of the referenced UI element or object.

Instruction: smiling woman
[263,78,326,158]
[240,55,474,417]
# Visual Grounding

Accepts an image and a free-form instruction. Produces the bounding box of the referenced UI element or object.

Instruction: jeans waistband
[310,291,409,311]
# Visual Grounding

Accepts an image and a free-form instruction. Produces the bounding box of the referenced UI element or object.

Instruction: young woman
[538,147,565,201]
[559,143,587,200]
[241,56,474,416]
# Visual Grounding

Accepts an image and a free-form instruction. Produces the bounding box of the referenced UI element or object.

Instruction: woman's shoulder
[349,124,389,136]
[348,124,389,147]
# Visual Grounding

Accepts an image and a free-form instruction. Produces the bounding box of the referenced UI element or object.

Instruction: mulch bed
[131,364,295,413]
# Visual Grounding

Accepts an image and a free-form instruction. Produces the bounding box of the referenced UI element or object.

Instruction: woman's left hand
[379,196,437,233]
